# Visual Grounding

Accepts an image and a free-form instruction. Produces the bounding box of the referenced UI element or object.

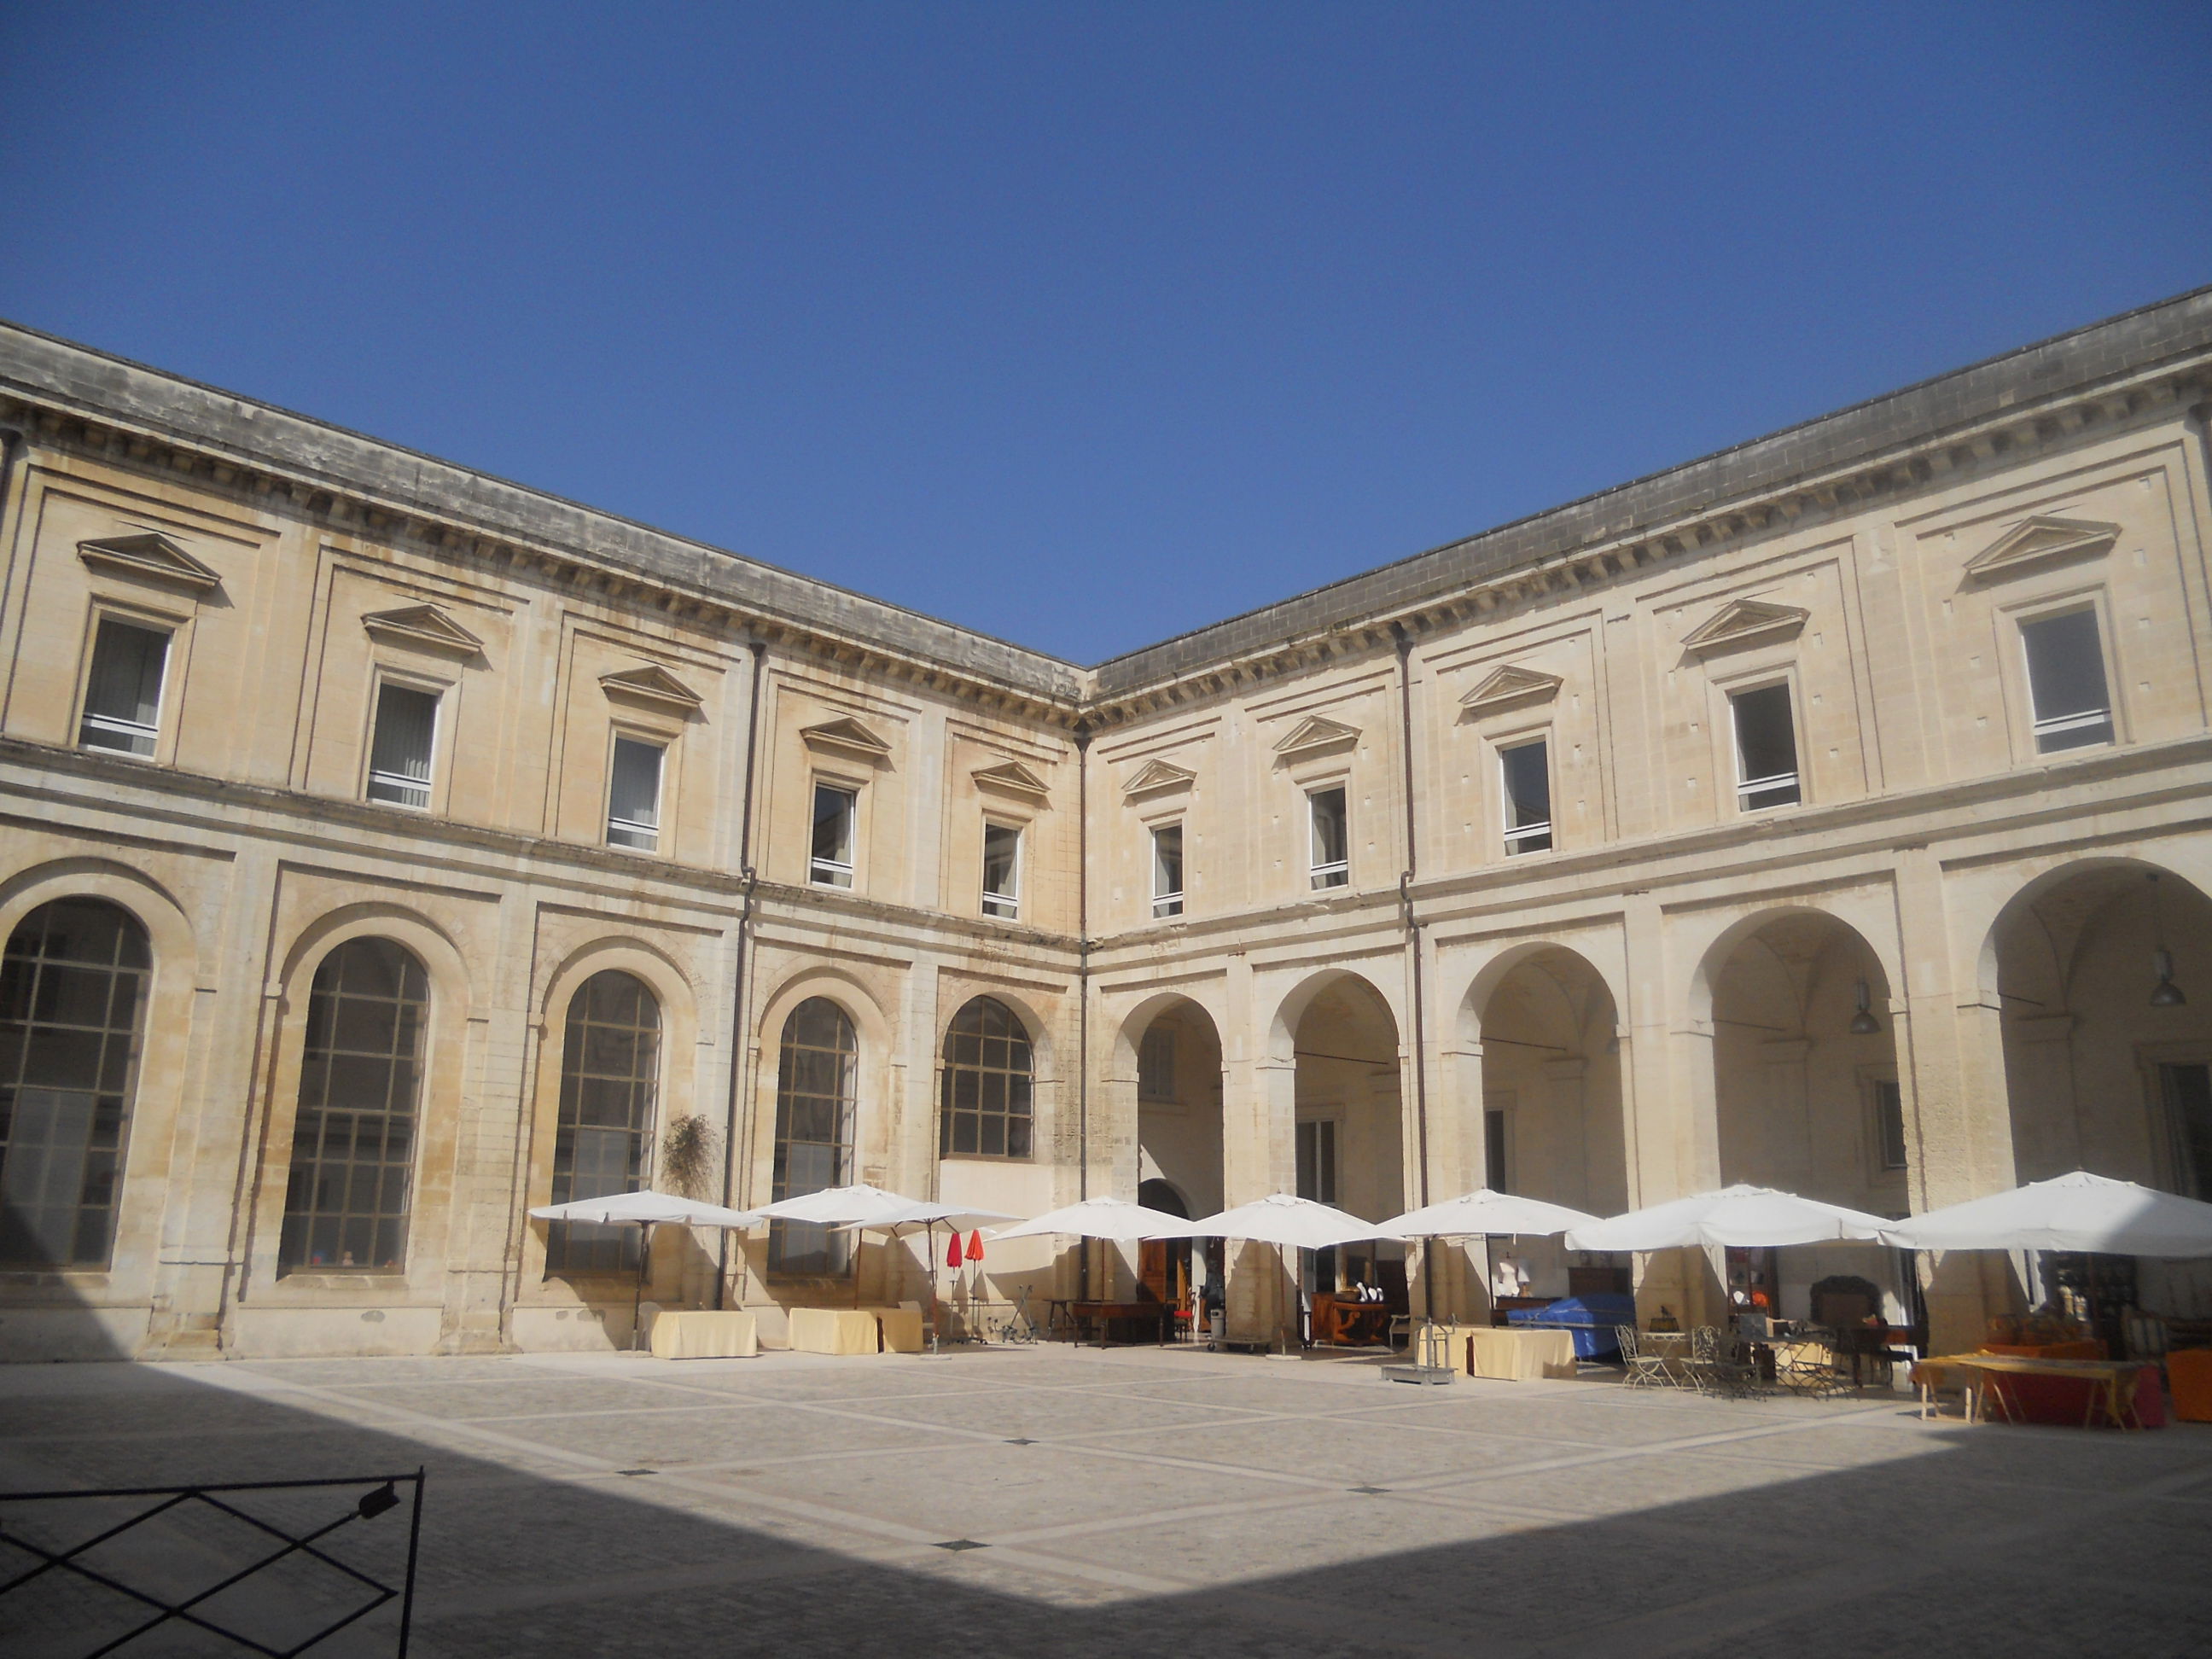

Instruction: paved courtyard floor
[4,1342,2210,1656]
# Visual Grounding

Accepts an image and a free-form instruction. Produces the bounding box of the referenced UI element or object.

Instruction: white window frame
[606,732,667,853]
[362,673,445,811]
[1150,820,1185,918]
[1727,678,1802,812]
[1496,734,1553,856]
[809,779,859,888]
[2017,599,2116,754]
[981,818,1022,920]
[78,610,175,760]
[1307,785,1349,890]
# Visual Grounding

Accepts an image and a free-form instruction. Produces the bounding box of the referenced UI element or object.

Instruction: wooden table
[1068,1301,1169,1347]
[1464,1326,1579,1381]
[1312,1295,1396,1348]
[1948,1353,2157,1429]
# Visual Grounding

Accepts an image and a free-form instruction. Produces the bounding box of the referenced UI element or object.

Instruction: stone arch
[1686,902,1897,1033]
[0,863,200,1303]
[1452,936,1628,1052]
[1266,966,1402,1066]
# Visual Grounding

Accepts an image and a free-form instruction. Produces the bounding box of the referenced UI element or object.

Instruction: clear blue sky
[3,3,2206,663]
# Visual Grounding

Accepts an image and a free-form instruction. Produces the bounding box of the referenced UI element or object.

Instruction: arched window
[547,969,661,1274]
[0,898,151,1266]
[770,997,858,1276]
[278,939,428,1273]
[940,997,1033,1158]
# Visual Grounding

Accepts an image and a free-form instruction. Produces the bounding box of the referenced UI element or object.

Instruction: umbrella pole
[632,1222,653,1353]
[928,1222,940,1355]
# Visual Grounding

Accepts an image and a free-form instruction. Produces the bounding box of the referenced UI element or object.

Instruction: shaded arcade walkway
[4,1346,2211,1656]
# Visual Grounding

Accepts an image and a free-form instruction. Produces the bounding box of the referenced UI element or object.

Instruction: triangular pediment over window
[361,603,485,657]
[1458,666,1563,718]
[800,715,893,765]
[1964,515,2120,582]
[1681,598,1808,656]
[972,760,1050,800]
[1272,714,1360,764]
[1122,758,1196,801]
[599,662,704,715]
[77,532,222,593]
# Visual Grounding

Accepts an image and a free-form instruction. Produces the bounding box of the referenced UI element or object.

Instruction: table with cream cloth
[788,1307,885,1355]
[1464,1326,1579,1381]
[649,1310,758,1359]
[860,1306,925,1353]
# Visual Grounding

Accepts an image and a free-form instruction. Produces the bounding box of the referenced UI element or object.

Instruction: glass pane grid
[279,940,428,1273]
[769,998,858,1276]
[548,971,660,1275]
[0,900,150,1267]
[939,998,1033,1161]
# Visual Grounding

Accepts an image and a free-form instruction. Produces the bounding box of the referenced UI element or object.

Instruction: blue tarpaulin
[1508,1292,1638,1359]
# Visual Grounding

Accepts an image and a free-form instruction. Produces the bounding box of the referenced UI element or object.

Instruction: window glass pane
[811,785,856,886]
[547,970,660,1274]
[607,737,663,849]
[79,620,170,756]
[1309,789,1348,887]
[1731,684,1801,807]
[1873,1080,1907,1171]
[0,899,152,1267]
[1485,1109,1510,1194]
[771,996,858,1275]
[366,684,439,807]
[981,823,1020,915]
[1138,1025,1176,1102]
[2022,609,2114,752]
[279,939,427,1273]
[1152,824,1183,897]
[938,996,1033,1160]
[2163,1064,2212,1201]
[1499,741,1551,853]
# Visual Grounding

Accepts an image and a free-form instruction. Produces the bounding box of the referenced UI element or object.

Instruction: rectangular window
[606,736,664,851]
[1730,684,1801,810]
[1872,1079,1907,1172]
[810,783,856,888]
[1486,1108,1511,1194]
[1499,739,1552,854]
[2021,608,2115,753]
[1295,1118,1338,1203]
[2163,1062,2212,1201]
[79,618,170,757]
[981,822,1021,918]
[364,683,439,809]
[1308,787,1348,888]
[1151,823,1185,917]
[1138,1025,1176,1102]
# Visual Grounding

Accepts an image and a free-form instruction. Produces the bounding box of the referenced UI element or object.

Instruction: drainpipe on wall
[1391,622,1439,1322]
[1074,720,1092,1302]
[716,638,769,1311]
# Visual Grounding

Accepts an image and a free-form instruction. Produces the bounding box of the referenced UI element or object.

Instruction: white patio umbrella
[753,1182,928,1226]
[1879,1171,2212,1257]
[528,1189,765,1348]
[989,1195,1195,1242]
[1150,1193,1388,1352]
[815,1194,1022,1349]
[1564,1184,1889,1252]
[1382,1189,1604,1325]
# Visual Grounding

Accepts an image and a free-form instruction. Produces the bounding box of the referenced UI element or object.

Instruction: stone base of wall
[224,1304,444,1359]
[0,1303,151,1361]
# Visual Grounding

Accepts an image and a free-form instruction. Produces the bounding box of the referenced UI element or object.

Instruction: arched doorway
[1473,946,1629,1303]
[1989,862,2212,1324]
[1289,974,1405,1331]
[1130,998,1222,1320]
[1704,910,1911,1327]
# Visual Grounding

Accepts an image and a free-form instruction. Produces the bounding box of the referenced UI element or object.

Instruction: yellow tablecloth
[861,1307,925,1353]
[1464,1326,1579,1381]
[788,1307,884,1355]
[649,1310,758,1359]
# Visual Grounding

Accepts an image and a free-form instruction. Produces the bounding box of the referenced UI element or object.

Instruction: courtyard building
[1,288,2209,1364]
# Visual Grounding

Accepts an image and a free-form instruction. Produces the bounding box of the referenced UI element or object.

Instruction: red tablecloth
[1977,1361,2164,1429]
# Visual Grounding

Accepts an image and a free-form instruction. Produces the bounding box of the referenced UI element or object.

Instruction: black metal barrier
[0,1470,424,1656]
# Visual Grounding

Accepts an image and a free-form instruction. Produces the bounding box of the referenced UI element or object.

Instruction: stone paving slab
[4,1345,2209,1657]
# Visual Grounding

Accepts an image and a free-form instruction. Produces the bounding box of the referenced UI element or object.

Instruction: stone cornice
[7,285,2210,731]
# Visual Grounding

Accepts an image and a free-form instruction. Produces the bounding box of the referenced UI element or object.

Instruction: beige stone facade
[3,290,2209,1364]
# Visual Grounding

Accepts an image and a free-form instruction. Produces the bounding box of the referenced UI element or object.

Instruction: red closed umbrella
[946,1230,963,1268]
[965,1231,984,1262]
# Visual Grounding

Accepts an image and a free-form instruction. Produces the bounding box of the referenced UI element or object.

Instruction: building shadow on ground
[3,1344,2209,1659]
